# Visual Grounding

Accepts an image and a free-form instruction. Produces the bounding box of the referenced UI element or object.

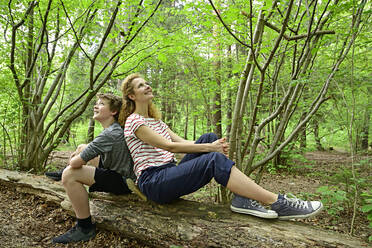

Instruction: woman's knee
[207,151,226,160]
[197,133,218,143]
[204,152,233,185]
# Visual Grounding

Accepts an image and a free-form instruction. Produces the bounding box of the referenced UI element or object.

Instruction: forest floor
[0,150,371,247]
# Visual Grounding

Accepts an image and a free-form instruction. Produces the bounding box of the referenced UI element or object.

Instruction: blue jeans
[138,133,235,204]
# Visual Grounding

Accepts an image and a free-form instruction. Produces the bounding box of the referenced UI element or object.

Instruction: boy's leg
[61,166,96,218]
[45,144,99,181]
[53,166,96,244]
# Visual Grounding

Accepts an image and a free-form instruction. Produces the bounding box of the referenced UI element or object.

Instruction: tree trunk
[0,168,367,248]
[87,117,95,143]
[299,113,307,149]
[313,118,325,151]
[212,5,222,138]
[193,116,197,141]
[225,45,233,141]
[360,86,371,150]
[184,100,189,139]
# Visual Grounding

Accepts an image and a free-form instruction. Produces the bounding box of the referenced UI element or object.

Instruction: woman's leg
[139,151,233,204]
[181,133,277,205]
[226,166,277,204]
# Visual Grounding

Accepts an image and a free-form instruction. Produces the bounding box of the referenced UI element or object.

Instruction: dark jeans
[138,133,235,204]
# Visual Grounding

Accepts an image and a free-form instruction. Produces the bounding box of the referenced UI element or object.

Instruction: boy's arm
[70,154,87,169]
[70,144,99,167]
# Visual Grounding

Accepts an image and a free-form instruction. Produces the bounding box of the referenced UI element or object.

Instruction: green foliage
[265,144,313,174]
[361,190,372,241]
[316,159,372,238]
[316,186,348,216]
[0,0,370,177]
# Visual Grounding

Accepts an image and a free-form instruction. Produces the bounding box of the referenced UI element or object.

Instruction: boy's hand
[69,144,87,163]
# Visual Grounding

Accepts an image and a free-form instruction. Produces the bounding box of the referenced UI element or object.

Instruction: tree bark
[87,117,95,143]
[184,100,189,139]
[0,168,367,248]
[360,86,371,150]
[313,118,325,151]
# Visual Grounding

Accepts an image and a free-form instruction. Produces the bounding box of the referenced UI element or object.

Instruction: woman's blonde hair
[118,73,161,126]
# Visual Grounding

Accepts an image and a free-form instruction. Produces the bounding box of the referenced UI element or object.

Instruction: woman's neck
[134,102,149,118]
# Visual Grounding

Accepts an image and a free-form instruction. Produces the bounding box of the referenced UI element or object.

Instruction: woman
[119,73,323,220]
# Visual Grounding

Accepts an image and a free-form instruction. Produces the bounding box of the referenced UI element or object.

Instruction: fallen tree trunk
[0,168,368,248]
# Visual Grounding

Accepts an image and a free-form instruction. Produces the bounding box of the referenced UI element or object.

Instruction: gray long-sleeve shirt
[80,122,135,180]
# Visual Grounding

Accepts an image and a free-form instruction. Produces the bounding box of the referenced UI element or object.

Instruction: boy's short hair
[97,93,122,120]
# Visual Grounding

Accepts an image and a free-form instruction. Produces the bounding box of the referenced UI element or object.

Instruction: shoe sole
[52,229,96,244]
[78,231,96,242]
[278,203,324,220]
[230,205,278,219]
[126,179,147,201]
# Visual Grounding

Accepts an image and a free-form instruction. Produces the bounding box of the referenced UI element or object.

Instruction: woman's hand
[212,137,229,156]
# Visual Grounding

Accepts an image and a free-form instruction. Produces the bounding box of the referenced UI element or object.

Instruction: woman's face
[129,77,153,103]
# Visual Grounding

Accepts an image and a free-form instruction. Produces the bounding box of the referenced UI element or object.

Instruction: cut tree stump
[0,168,369,248]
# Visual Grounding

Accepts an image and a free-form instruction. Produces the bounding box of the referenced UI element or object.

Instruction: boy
[51,93,136,244]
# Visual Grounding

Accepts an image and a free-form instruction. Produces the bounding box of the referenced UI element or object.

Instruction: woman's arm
[167,128,195,144]
[167,128,229,156]
[135,125,226,154]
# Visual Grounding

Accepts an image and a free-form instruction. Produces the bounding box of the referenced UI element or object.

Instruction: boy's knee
[61,166,74,185]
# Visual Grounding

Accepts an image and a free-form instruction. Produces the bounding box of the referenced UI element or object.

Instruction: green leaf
[361,204,372,213]
[158,53,167,63]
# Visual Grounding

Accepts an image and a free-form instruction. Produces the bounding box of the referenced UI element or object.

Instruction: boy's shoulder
[105,122,123,131]
[99,122,124,140]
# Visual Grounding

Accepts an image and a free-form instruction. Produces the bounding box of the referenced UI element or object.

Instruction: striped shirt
[124,113,175,181]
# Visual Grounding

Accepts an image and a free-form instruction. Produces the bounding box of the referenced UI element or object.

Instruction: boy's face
[93,98,116,122]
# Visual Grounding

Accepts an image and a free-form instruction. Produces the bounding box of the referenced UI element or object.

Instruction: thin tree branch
[208,0,251,48]
[21,0,53,90]
[60,0,92,61]
[262,0,294,71]
[8,1,37,96]
[264,20,335,40]
[91,0,163,87]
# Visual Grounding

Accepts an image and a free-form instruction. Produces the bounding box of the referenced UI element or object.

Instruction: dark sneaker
[45,168,64,181]
[271,194,323,220]
[230,194,278,219]
[52,224,96,244]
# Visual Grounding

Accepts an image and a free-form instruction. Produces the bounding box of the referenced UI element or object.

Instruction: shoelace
[283,194,308,209]
[248,199,262,208]
[66,225,78,235]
